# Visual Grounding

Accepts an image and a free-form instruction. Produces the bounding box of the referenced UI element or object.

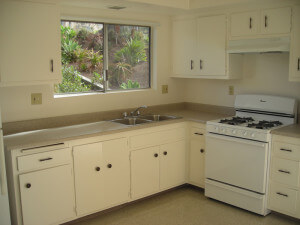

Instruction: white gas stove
[205,94,297,216]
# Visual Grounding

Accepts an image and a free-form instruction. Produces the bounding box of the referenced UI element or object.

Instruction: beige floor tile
[67,187,298,225]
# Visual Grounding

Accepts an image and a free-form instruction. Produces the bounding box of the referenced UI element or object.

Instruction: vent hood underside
[227,37,290,54]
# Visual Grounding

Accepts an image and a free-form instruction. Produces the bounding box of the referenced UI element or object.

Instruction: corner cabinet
[289,5,300,82]
[0,1,61,87]
[172,15,243,79]
[189,123,206,188]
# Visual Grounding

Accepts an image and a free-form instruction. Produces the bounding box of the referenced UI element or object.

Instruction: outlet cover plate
[162,85,168,94]
[31,93,42,105]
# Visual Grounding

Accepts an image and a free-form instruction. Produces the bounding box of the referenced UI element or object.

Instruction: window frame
[56,20,152,95]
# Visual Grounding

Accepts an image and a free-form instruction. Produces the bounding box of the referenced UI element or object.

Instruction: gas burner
[219,116,254,125]
[247,120,283,129]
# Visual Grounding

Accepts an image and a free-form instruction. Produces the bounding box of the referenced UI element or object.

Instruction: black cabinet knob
[95,167,101,171]
[26,183,31,189]
[154,153,158,157]
[107,164,112,168]
[200,149,205,153]
[163,151,168,155]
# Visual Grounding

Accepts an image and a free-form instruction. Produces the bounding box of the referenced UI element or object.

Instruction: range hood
[227,37,290,54]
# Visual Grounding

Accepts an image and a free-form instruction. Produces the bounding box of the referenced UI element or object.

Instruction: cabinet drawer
[272,157,300,187]
[130,128,186,149]
[191,127,205,139]
[17,148,72,172]
[269,182,298,215]
[273,141,300,161]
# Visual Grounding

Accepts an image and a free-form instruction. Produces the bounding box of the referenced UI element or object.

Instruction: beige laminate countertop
[3,110,227,151]
[271,124,300,139]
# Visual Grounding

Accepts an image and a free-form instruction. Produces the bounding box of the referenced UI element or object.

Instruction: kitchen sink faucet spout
[131,105,147,117]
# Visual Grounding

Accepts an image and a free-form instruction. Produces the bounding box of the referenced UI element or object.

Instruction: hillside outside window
[55,20,151,94]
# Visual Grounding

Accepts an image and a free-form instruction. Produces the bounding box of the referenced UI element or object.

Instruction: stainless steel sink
[140,114,179,121]
[111,118,152,125]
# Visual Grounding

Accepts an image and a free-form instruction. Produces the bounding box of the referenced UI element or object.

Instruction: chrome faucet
[131,105,147,117]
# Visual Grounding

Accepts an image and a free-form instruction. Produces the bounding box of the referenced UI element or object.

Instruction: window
[55,20,151,94]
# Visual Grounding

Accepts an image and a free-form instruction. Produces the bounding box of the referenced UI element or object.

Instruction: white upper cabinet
[0,1,61,87]
[289,5,300,82]
[172,19,197,76]
[172,15,242,79]
[230,7,291,38]
[196,15,226,76]
[261,7,292,35]
[230,11,259,37]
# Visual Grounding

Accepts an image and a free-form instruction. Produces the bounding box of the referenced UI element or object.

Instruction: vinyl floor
[67,186,299,225]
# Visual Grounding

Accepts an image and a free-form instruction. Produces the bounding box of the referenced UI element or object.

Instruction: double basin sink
[111,115,180,126]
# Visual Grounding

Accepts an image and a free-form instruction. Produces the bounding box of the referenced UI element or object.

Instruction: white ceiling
[59,0,293,15]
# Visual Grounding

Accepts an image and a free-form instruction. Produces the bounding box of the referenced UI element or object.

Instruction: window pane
[107,24,150,90]
[55,21,104,94]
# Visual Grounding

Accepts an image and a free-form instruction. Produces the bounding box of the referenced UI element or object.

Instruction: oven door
[205,133,269,194]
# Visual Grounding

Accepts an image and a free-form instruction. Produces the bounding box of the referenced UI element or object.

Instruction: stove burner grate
[219,116,254,125]
[247,120,283,129]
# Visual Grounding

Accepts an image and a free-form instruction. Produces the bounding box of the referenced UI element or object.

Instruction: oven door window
[205,133,269,194]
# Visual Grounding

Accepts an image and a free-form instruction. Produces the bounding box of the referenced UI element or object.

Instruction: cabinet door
[189,138,205,188]
[230,11,259,37]
[261,7,291,35]
[160,140,186,190]
[102,138,130,207]
[0,1,61,86]
[131,146,160,199]
[289,5,300,81]
[172,19,197,75]
[19,165,75,225]
[73,143,105,216]
[196,15,226,76]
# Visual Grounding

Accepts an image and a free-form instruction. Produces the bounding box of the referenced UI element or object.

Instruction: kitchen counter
[3,110,227,150]
[271,124,300,139]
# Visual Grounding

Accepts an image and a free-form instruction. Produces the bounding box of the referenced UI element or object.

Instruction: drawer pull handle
[278,169,290,174]
[154,153,158,158]
[191,60,194,70]
[95,167,101,172]
[200,149,205,153]
[39,157,53,162]
[163,151,168,156]
[26,183,31,189]
[194,132,203,135]
[276,192,288,197]
[50,59,54,72]
[107,164,112,169]
[280,148,292,152]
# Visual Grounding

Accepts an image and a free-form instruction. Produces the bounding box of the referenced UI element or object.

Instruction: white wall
[0,5,184,123]
[184,53,300,111]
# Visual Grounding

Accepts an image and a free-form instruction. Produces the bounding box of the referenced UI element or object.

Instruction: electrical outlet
[162,85,168,94]
[31,93,42,105]
[229,86,234,95]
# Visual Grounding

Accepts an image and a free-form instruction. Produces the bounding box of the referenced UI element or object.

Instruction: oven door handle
[206,132,267,148]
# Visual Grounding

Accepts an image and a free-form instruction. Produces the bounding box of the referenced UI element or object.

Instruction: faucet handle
[122,112,128,118]
[136,111,140,116]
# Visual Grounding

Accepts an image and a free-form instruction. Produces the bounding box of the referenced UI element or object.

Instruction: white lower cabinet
[19,165,75,225]
[73,138,130,216]
[160,140,186,190]
[268,135,300,219]
[131,139,186,199]
[131,146,160,199]
[7,123,189,225]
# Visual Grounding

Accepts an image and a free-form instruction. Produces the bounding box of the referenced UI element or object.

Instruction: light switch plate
[162,85,168,94]
[31,93,42,105]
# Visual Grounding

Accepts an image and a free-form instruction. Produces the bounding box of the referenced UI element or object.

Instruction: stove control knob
[251,133,255,138]
[232,130,237,135]
[214,126,219,132]
[243,131,248,136]
[220,128,225,133]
